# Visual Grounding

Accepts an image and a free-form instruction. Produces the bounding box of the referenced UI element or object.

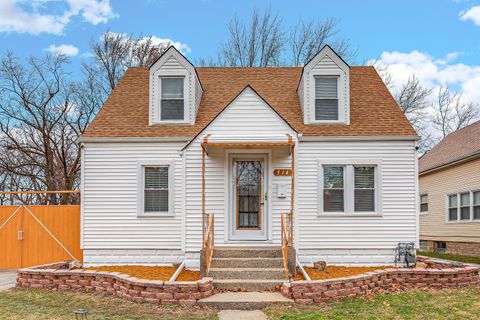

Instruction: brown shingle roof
[82,66,417,138]
[419,120,480,174]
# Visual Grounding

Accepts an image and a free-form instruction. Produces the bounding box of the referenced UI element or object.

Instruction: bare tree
[218,7,284,67]
[0,53,99,204]
[432,86,480,138]
[84,32,169,95]
[290,18,357,66]
[213,8,356,67]
[395,75,432,128]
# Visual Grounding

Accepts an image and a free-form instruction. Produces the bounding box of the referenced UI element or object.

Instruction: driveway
[0,270,17,291]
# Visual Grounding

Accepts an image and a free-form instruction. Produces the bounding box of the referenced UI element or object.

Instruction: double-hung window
[315,76,339,121]
[448,190,480,222]
[460,192,470,220]
[321,163,379,215]
[160,77,184,121]
[354,167,375,212]
[448,194,458,221]
[323,166,344,212]
[420,194,429,213]
[474,191,480,220]
[143,166,169,214]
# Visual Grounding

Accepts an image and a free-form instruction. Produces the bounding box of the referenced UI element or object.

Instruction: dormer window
[297,45,350,125]
[160,77,184,121]
[315,76,339,121]
[149,46,203,125]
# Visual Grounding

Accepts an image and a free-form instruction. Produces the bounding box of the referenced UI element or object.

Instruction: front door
[229,154,268,241]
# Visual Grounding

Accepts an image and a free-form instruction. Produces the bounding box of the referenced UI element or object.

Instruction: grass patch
[0,288,217,320]
[265,286,480,320]
[418,251,480,264]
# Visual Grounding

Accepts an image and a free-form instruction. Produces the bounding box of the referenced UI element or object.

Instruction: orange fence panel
[0,205,82,269]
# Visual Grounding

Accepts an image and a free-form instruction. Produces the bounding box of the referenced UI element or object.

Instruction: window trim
[419,193,429,215]
[446,189,480,224]
[318,159,382,216]
[158,76,186,122]
[309,69,345,124]
[137,161,174,217]
[314,76,339,122]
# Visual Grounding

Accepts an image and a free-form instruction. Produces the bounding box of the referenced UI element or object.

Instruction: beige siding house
[419,121,480,257]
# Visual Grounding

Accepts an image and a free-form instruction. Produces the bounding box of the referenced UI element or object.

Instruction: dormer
[297,45,350,125]
[149,46,203,125]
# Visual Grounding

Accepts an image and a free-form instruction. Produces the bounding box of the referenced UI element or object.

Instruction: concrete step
[211,257,284,268]
[198,292,293,310]
[213,279,285,291]
[214,247,282,258]
[209,267,285,280]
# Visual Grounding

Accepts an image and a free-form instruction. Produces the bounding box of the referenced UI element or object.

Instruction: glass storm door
[229,155,268,241]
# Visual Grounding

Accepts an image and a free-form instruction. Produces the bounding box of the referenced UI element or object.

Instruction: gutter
[79,136,192,143]
[299,135,420,142]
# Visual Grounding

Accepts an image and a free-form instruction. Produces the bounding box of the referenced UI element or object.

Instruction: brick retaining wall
[16,261,214,305]
[282,260,480,304]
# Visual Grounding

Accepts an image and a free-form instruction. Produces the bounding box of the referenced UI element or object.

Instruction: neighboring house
[80,45,418,269]
[419,121,480,257]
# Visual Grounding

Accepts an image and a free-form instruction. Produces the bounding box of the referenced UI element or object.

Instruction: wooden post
[202,147,205,248]
[290,143,295,247]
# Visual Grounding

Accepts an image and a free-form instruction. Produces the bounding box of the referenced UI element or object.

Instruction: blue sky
[1,0,480,102]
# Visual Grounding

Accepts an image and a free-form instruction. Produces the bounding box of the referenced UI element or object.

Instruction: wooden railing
[204,212,215,276]
[281,212,290,279]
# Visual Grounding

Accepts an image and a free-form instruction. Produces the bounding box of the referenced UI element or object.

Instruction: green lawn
[265,286,480,320]
[418,251,480,265]
[1,287,480,319]
[0,289,217,320]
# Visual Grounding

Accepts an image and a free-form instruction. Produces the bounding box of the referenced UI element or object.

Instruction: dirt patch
[79,265,199,281]
[295,265,392,281]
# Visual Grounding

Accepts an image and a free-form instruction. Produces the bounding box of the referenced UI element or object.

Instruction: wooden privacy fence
[0,191,82,269]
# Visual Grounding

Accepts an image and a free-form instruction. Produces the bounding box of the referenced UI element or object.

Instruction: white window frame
[151,68,190,124]
[158,76,186,122]
[318,159,382,216]
[137,161,174,217]
[419,193,429,215]
[309,69,345,124]
[446,189,480,224]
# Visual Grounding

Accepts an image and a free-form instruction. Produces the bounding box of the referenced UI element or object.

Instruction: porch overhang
[201,134,294,154]
[200,133,296,248]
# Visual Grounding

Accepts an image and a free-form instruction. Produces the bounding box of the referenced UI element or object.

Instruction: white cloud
[45,44,79,56]
[66,0,118,25]
[460,6,480,26]
[0,0,117,35]
[370,50,480,104]
[146,36,191,54]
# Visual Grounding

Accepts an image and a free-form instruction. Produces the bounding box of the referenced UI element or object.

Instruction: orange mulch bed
[295,266,392,281]
[79,266,200,281]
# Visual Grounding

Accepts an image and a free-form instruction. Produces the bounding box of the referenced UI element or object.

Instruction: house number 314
[273,169,292,176]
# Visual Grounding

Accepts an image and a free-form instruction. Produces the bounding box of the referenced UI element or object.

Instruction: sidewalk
[0,270,16,291]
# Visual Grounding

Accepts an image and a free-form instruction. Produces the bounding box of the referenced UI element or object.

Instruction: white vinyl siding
[82,143,184,251]
[315,77,339,120]
[297,141,416,256]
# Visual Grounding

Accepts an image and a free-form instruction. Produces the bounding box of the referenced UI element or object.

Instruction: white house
[80,45,419,274]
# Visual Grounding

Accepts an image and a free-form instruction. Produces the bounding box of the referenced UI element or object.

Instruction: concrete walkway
[0,270,17,291]
[218,310,268,320]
